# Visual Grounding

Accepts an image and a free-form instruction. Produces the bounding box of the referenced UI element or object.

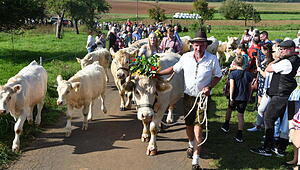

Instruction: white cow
[217,36,240,64]
[110,48,137,111]
[56,61,107,137]
[76,48,111,82]
[0,61,47,152]
[124,53,184,155]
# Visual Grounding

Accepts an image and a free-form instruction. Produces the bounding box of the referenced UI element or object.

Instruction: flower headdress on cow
[130,54,160,78]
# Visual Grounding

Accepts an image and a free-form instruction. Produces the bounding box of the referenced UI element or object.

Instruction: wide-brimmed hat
[189,30,212,45]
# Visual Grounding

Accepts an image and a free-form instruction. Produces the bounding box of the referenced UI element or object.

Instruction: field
[0,1,300,169]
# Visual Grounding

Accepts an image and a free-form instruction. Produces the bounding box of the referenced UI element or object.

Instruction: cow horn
[165,72,175,82]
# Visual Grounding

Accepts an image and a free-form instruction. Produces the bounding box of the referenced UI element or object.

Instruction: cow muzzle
[0,109,7,115]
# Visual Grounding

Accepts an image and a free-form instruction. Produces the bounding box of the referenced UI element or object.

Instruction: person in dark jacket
[250,40,300,157]
[108,27,118,52]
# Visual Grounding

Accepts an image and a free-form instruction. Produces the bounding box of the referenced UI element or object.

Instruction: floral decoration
[130,54,160,78]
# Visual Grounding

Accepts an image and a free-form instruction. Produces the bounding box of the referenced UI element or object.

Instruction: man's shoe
[221,124,229,133]
[187,147,193,159]
[250,146,272,156]
[247,126,259,132]
[234,135,244,143]
[192,164,202,170]
[271,147,286,157]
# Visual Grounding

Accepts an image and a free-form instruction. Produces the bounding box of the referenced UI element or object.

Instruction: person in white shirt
[157,30,222,170]
[86,30,96,53]
[293,30,300,53]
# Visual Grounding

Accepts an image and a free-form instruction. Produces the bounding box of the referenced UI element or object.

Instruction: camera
[252,51,258,56]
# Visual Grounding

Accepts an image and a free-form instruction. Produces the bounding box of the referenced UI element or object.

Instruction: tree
[239,2,261,26]
[218,0,242,20]
[46,0,69,39]
[80,0,110,31]
[148,5,167,22]
[219,0,261,26]
[0,0,45,32]
[193,0,216,25]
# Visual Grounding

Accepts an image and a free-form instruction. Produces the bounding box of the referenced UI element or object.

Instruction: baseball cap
[279,40,296,48]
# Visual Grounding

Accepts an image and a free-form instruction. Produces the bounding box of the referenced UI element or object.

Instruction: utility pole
[136,0,139,24]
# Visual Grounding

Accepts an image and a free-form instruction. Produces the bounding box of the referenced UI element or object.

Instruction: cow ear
[156,80,172,92]
[76,58,81,63]
[56,75,63,84]
[12,84,22,93]
[110,48,116,59]
[71,82,80,92]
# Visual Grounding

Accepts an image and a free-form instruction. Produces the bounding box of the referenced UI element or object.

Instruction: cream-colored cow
[76,48,111,82]
[56,61,107,137]
[110,48,137,111]
[124,53,184,156]
[0,61,47,152]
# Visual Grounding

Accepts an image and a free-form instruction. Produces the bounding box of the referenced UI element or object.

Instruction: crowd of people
[85,19,300,170]
[85,19,188,54]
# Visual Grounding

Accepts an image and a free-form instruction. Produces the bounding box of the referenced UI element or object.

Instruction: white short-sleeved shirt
[271,59,292,75]
[173,51,222,97]
[86,35,96,49]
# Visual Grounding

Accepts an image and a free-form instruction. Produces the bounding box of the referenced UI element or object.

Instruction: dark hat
[279,40,296,48]
[274,39,283,44]
[189,30,212,45]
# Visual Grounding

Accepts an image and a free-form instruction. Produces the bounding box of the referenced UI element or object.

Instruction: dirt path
[8,71,215,170]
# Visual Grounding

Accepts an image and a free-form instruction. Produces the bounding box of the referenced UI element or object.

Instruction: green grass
[0,23,298,169]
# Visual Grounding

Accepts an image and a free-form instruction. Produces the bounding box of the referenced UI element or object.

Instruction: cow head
[56,75,80,106]
[227,36,240,50]
[110,48,137,80]
[0,84,22,115]
[125,75,172,122]
[76,57,93,69]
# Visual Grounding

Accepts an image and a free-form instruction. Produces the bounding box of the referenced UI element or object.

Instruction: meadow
[0,1,300,168]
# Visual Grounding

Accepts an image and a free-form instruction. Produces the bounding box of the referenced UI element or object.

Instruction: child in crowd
[221,56,253,143]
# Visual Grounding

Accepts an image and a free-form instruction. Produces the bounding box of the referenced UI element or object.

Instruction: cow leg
[141,120,150,142]
[105,68,109,82]
[26,107,34,125]
[88,101,94,121]
[82,104,89,131]
[147,105,168,156]
[166,105,175,124]
[101,92,107,114]
[65,106,73,137]
[119,91,126,111]
[12,113,26,152]
[125,91,132,110]
[35,100,44,126]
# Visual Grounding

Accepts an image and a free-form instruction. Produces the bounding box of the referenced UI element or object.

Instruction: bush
[148,5,167,22]
[219,0,242,20]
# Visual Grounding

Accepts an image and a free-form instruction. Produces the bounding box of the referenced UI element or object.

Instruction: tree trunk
[75,20,79,34]
[244,19,247,27]
[56,12,64,39]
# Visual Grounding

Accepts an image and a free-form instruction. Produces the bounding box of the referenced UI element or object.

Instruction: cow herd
[0,36,240,155]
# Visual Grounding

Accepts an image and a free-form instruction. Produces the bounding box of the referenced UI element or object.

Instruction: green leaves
[148,5,166,22]
[130,54,160,78]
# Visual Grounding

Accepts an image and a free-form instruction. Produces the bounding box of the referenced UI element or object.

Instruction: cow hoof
[82,126,88,131]
[102,108,107,114]
[34,121,41,126]
[141,136,150,143]
[65,131,71,137]
[12,146,19,152]
[166,118,173,124]
[120,107,126,111]
[146,149,157,156]
[88,118,93,122]
[28,120,33,125]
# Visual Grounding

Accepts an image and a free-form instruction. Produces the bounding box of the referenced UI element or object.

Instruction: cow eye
[66,90,70,94]
[7,96,11,101]
[135,90,140,98]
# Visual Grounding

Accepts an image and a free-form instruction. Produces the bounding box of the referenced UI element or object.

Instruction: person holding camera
[221,56,253,143]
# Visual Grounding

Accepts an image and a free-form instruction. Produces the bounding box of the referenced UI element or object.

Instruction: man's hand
[229,99,235,107]
[202,86,211,96]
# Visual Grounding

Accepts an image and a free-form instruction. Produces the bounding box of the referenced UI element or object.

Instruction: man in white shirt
[158,30,222,170]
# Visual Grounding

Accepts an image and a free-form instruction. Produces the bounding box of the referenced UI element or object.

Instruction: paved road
[9,72,214,170]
